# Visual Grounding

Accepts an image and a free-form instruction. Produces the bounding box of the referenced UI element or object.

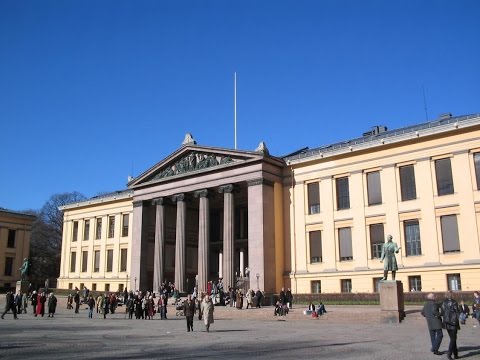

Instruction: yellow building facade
[0,209,35,289]
[57,113,480,295]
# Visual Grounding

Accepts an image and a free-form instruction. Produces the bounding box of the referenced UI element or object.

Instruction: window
[311,280,321,294]
[338,227,353,261]
[7,230,15,248]
[367,171,382,205]
[307,182,320,214]
[70,252,76,272]
[72,221,79,242]
[4,257,14,276]
[447,273,461,291]
[474,153,480,190]
[341,279,352,293]
[404,220,422,256]
[373,277,383,293]
[68,283,73,290]
[106,249,113,272]
[369,223,384,259]
[83,220,90,240]
[119,284,124,292]
[309,231,322,263]
[399,165,417,201]
[122,214,129,237]
[408,276,422,292]
[81,251,88,272]
[336,177,350,210]
[79,283,84,291]
[441,215,460,253]
[105,284,110,292]
[108,216,115,238]
[92,283,97,291]
[120,249,128,272]
[435,158,454,195]
[95,218,102,239]
[94,250,100,272]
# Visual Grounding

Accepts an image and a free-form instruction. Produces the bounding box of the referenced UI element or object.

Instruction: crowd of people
[1,289,58,319]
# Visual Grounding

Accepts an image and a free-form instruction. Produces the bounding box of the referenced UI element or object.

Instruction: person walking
[87,295,95,319]
[31,291,37,315]
[421,293,443,355]
[74,290,80,314]
[47,292,57,318]
[441,291,461,360]
[103,294,110,319]
[36,291,46,317]
[1,290,18,320]
[183,295,196,331]
[22,292,28,314]
[201,295,214,332]
[473,291,480,325]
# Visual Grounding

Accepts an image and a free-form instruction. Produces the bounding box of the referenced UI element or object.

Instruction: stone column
[218,251,223,279]
[131,200,144,291]
[194,189,210,293]
[219,184,235,289]
[153,198,165,294]
[172,193,186,292]
[239,248,244,277]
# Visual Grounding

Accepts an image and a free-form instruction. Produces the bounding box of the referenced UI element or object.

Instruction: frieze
[150,151,234,181]
[247,178,274,187]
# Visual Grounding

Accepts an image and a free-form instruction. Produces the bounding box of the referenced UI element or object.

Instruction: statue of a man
[19,258,29,281]
[380,235,401,280]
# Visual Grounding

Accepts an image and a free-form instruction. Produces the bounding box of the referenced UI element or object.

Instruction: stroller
[175,299,184,316]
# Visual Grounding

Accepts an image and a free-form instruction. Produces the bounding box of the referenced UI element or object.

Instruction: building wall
[0,211,34,288]
[286,124,480,293]
[57,194,133,292]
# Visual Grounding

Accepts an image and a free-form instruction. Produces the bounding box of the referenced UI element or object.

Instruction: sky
[1,1,479,211]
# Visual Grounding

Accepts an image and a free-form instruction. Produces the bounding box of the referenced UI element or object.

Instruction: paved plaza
[1,297,479,360]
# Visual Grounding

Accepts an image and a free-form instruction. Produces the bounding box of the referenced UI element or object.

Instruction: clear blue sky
[1,1,479,211]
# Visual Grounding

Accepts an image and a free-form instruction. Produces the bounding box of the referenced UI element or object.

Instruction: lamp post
[134,277,137,291]
[126,273,129,291]
[256,273,260,290]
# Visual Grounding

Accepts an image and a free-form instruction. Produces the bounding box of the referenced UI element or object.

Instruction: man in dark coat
[441,291,461,360]
[421,293,443,355]
[74,290,80,313]
[1,290,18,319]
[183,295,196,332]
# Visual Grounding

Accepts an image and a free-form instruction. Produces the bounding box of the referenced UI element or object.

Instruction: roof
[0,208,36,220]
[284,113,480,164]
[59,189,134,210]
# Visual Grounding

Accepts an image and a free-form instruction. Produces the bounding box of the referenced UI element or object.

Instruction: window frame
[122,214,129,237]
[447,273,462,291]
[399,164,417,201]
[369,223,384,259]
[435,157,454,196]
[309,230,322,263]
[311,280,321,294]
[404,220,422,256]
[95,218,102,240]
[341,279,352,293]
[338,227,353,261]
[83,219,90,241]
[108,216,115,238]
[366,171,382,205]
[307,182,321,215]
[440,215,460,253]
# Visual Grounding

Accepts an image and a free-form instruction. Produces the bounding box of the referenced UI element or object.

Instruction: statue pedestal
[379,280,405,323]
[16,280,29,295]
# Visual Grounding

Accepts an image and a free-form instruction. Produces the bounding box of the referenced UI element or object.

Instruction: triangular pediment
[128,145,267,188]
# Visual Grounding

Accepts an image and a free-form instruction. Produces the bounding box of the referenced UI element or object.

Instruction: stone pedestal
[379,280,405,323]
[16,280,29,295]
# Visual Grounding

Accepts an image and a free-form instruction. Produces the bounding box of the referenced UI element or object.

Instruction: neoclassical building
[58,113,480,294]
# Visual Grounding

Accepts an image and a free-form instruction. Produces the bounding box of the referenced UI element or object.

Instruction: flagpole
[234,72,237,150]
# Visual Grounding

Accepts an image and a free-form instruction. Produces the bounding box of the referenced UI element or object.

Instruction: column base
[16,280,29,294]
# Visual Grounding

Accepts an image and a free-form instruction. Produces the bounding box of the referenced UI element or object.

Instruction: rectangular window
[119,284,124,292]
[122,214,129,237]
[105,283,110,292]
[341,279,352,293]
[94,250,100,272]
[72,221,78,242]
[408,276,422,292]
[367,171,382,205]
[83,220,90,241]
[338,227,353,261]
[311,280,321,294]
[474,153,480,190]
[373,277,382,293]
[447,273,461,291]
[399,165,417,201]
[81,251,88,272]
[336,177,350,210]
[369,223,384,259]
[79,283,84,290]
[106,249,113,272]
[120,249,128,272]
[404,220,422,256]
[7,229,16,248]
[441,215,460,253]
[70,252,76,272]
[108,216,115,238]
[309,231,322,263]
[4,257,14,276]
[435,158,454,195]
[307,182,320,214]
[68,283,73,290]
[92,283,97,291]
[95,218,102,239]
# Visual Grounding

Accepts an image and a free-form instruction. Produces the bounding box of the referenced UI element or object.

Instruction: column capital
[218,184,239,194]
[152,197,165,206]
[172,193,185,202]
[247,178,274,187]
[133,200,144,208]
[194,189,211,198]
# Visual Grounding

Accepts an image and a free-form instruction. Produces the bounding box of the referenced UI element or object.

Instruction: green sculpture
[20,258,30,281]
[380,235,401,280]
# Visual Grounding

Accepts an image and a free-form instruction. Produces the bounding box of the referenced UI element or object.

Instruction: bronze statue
[380,235,401,280]
[19,258,29,281]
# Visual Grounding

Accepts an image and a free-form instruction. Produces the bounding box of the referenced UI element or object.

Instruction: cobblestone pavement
[0,297,479,360]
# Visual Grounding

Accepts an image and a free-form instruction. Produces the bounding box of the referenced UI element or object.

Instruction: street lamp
[256,273,260,290]
[134,277,137,291]
[126,273,129,291]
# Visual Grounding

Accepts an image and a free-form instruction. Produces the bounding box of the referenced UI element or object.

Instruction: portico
[128,135,285,294]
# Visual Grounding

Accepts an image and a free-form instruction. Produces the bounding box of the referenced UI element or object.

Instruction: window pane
[72,221,78,242]
[94,250,100,272]
[309,231,322,263]
[81,251,88,272]
[4,257,14,276]
[108,216,115,238]
[441,215,460,252]
[447,273,462,291]
[408,276,422,291]
[370,223,384,259]
[311,280,321,293]
[70,252,76,272]
[475,153,480,190]
[367,171,382,205]
[435,158,454,195]
[399,165,417,201]
[339,227,353,260]
[106,250,113,272]
[120,249,128,271]
[7,230,15,248]
[122,214,129,237]
[84,220,90,240]
[404,220,422,256]
[341,279,352,293]
[307,183,320,214]
[336,177,350,210]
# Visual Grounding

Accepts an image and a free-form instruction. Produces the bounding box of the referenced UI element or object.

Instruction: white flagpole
[234,72,237,150]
